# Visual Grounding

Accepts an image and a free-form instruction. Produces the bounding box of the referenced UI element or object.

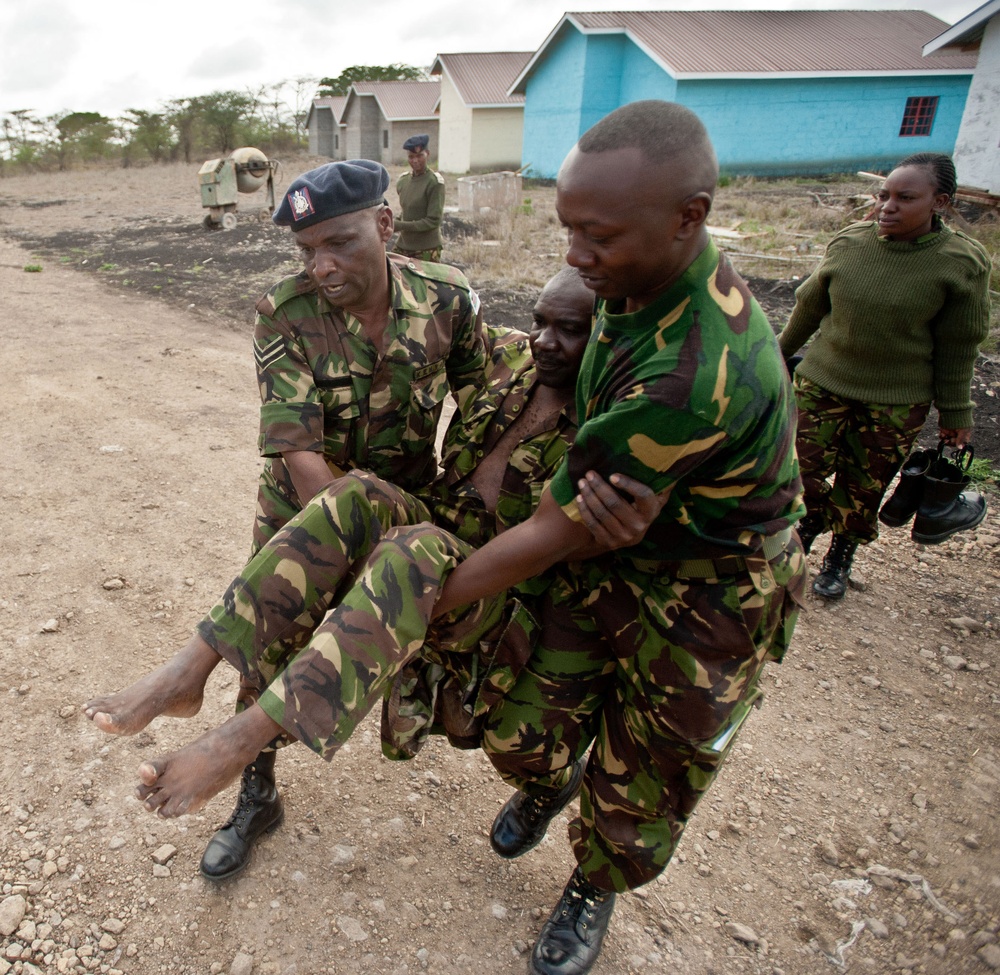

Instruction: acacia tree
[290,76,318,144]
[1,110,45,166]
[193,90,254,154]
[122,109,173,164]
[54,111,114,170]
[164,98,198,163]
[318,63,424,96]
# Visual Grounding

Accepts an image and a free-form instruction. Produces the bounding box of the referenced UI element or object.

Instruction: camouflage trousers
[482,538,806,893]
[198,472,509,758]
[794,376,930,543]
[249,454,346,558]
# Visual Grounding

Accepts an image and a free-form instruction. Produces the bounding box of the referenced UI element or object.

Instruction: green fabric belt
[629,527,794,579]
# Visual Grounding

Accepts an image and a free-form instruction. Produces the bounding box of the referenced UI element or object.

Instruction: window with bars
[383,130,389,148]
[899,96,939,137]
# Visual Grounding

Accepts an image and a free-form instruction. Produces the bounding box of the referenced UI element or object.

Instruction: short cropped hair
[578,101,710,161]
[577,100,719,191]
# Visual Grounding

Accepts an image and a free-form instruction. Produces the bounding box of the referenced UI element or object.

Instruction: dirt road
[0,162,998,975]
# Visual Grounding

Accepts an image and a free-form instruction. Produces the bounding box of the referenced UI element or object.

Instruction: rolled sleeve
[254,312,325,456]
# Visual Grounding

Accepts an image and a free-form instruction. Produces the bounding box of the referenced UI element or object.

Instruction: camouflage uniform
[251,253,486,556]
[481,241,807,893]
[792,375,929,542]
[196,329,576,760]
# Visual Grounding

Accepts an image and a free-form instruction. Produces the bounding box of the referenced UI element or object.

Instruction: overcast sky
[0,0,981,119]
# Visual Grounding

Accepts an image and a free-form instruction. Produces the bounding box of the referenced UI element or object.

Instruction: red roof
[513,9,977,92]
[349,80,440,120]
[431,52,531,106]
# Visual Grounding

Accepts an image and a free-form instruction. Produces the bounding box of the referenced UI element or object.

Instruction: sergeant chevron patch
[254,337,284,372]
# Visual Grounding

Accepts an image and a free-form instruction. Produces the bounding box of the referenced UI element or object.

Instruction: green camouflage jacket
[253,253,486,491]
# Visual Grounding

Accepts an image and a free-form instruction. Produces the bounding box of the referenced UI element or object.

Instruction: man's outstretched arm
[433,488,594,618]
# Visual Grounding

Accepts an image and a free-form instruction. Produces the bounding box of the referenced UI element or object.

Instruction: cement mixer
[198,147,279,230]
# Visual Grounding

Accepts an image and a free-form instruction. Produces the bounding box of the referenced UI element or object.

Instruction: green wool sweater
[395,169,445,252]
[778,221,991,429]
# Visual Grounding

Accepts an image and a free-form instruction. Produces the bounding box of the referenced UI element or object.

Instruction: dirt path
[0,163,998,975]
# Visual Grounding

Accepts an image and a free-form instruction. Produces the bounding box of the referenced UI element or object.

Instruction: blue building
[510,10,979,178]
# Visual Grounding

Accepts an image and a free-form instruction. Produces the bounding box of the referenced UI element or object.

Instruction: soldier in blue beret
[394,134,446,262]
[195,157,489,881]
[271,157,390,230]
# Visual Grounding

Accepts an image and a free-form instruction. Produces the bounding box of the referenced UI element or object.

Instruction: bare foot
[135,706,281,817]
[82,636,221,735]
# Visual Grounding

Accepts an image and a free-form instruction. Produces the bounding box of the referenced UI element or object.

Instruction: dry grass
[393,165,1000,343]
[447,201,567,291]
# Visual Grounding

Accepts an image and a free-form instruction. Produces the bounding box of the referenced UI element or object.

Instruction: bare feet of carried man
[81,637,221,735]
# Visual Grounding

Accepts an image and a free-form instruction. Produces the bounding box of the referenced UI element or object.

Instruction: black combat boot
[491,761,584,859]
[795,514,823,555]
[199,751,283,881]
[879,448,934,527]
[812,534,859,601]
[911,470,987,544]
[530,867,617,975]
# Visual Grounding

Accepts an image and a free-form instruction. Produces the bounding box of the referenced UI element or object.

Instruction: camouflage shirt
[253,254,486,491]
[549,240,804,561]
[427,325,578,552]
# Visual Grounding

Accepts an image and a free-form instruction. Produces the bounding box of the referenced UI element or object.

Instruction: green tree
[194,90,254,154]
[318,64,424,96]
[123,109,173,164]
[54,111,114,170]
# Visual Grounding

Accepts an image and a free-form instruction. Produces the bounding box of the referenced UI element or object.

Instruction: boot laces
[559,872,611,928]
[823,536,856,570]
[224,764,261,830]
[526,793,557,822]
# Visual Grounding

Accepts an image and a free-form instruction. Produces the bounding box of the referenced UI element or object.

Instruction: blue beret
[272,159,390,230]
[403,134,429,152]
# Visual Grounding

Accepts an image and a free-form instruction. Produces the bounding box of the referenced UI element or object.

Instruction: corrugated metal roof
[513,9,976,91]
[431,52,531,106]
[570,10,977,73]
[311,96,347,124]
[351,80,440,120]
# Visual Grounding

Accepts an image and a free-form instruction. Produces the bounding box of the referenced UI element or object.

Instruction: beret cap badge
[273,159,390,231]
[289,187,315,221]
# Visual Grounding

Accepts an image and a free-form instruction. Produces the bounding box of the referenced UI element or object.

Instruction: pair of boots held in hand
[879,442,987,544]
[797,441,988,603]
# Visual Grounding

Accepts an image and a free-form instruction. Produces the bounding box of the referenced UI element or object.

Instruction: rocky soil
[0,159,997,975]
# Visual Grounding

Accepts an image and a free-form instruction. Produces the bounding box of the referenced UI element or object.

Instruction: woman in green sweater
[778,152,991,600]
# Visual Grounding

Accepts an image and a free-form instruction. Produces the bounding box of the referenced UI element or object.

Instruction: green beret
[273,159,390,230]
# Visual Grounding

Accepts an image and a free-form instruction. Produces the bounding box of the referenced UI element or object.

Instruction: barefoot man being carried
[83,268,661,834]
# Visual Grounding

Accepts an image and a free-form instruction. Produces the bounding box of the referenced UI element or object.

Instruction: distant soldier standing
[394,134,446,261]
